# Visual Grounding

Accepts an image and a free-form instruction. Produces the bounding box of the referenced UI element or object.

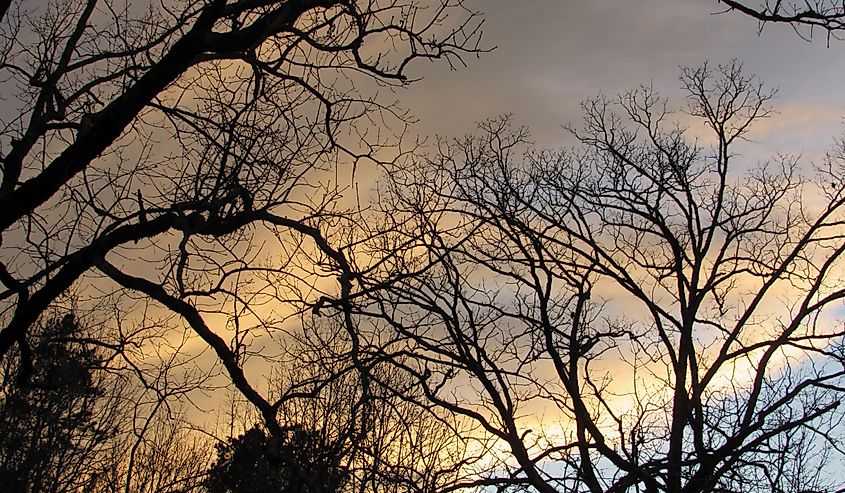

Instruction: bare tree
[0,0,483,451]
[95,415,211,493]
[219,316,488,493]
[360,61,845,492]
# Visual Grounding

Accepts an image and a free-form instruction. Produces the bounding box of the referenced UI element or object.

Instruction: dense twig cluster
[0,1,484,490]
[345,61,845,492]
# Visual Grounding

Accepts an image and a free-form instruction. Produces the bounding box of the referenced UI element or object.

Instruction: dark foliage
[205,426,346,493]
[0,314,115,493]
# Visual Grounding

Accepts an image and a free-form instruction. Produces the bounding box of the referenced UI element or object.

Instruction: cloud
[401,0,845,151]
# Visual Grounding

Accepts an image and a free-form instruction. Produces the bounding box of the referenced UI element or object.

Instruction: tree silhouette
[0,0,483,454]
[263,340,482,493]
[0,314,118,492]
[205,426,346,493]
[353,61,845,492]
[0,309,213,493]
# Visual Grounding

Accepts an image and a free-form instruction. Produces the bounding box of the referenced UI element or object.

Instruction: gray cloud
[401,0,845,153]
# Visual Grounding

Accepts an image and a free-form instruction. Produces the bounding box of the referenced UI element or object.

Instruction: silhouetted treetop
[205,425,346,493]
[0,315,117,493]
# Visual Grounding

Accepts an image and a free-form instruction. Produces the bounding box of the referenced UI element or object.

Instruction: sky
[400,0,845,159]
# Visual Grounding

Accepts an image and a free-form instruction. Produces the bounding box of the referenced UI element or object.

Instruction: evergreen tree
[205,426,346,493]
[0,315,116,492]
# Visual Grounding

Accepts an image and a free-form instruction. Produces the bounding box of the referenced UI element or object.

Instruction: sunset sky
[7,2,845,491]
[402,0,845,159]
